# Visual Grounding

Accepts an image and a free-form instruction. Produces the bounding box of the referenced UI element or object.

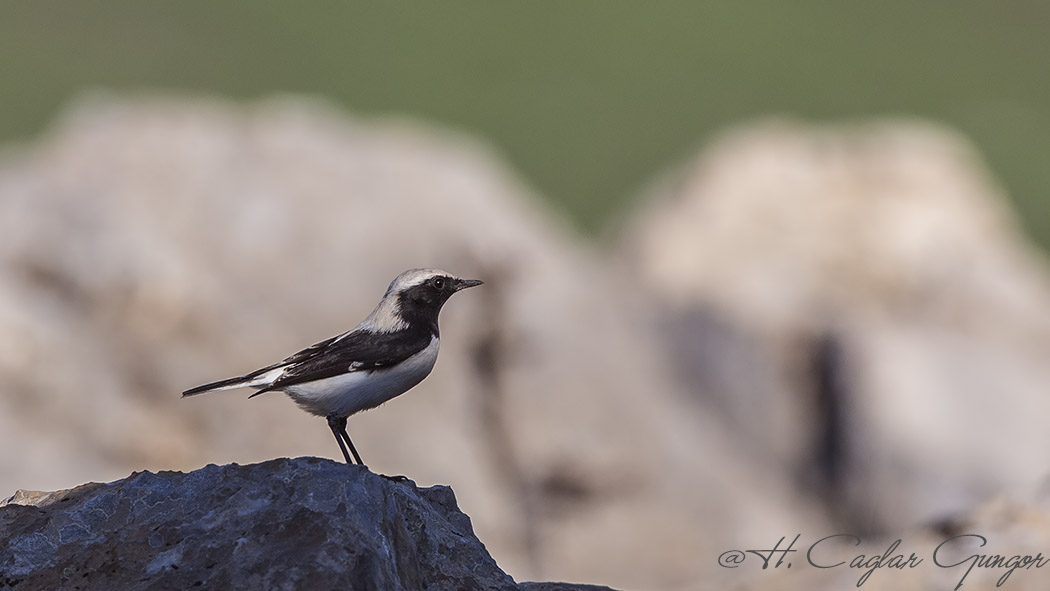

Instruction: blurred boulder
[0,457,614,591]
[0,96,823,589]
[620,120,1050,533]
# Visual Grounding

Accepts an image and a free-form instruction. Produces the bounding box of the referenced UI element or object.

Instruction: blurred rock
[0,457,613,591]
[621,120,1050,533]
[0,96,824,589]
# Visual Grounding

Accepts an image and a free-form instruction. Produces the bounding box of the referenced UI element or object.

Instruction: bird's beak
[454,278,484,292]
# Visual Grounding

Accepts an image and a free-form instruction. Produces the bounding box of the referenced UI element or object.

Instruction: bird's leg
[337,420,401,480]
[326,414,355,465]
[334,417,366,467]
[339,427,366,467]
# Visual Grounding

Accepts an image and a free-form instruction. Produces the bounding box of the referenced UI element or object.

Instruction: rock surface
[0,457,613,591]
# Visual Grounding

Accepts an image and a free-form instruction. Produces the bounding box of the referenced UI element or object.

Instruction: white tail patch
[247,367,287,388]
[200,381,249,393]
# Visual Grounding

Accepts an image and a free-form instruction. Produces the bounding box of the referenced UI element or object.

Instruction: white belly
[282,336,439,418]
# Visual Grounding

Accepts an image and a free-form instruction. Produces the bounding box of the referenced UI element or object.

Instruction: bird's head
[390,267,483,307]
[363,268,483,333]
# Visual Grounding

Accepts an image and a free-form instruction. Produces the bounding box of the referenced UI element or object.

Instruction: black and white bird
[183,268,482,467]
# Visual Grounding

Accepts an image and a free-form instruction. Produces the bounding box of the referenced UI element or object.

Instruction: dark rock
[0,457,614,591]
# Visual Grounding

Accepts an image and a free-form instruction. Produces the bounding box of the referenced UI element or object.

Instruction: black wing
[252,325,434,395]
[234,331,346,382]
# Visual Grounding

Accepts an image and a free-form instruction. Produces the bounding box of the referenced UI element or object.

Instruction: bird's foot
[380,474,411,483]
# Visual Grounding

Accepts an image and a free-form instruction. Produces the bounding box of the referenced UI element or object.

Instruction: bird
[182,268,483,467]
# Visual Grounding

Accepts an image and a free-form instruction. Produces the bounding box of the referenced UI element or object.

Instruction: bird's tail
[182,375,253,397]
[182,366,286,397]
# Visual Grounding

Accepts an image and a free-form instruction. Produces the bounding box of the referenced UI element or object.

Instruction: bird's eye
[433,277,445,289]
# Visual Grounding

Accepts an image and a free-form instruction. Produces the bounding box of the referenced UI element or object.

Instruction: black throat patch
[397,282,453,337]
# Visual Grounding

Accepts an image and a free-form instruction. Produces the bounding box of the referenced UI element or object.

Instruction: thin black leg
[327,415,354,464]
[338,424,365,467]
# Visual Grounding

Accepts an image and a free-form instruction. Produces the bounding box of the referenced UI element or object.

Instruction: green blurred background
[3,1,1048,243]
